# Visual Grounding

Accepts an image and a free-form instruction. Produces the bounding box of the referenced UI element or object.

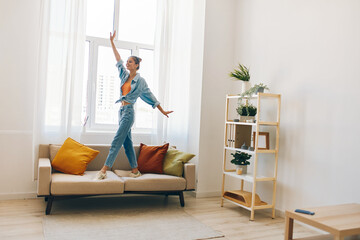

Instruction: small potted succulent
[253,83,269,93]
[240,83,269,98]
[236,103,257,122]
[230,151,251,175]
[229,64,251,93]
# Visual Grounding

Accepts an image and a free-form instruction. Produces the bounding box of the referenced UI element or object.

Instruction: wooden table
[285,203,360,240]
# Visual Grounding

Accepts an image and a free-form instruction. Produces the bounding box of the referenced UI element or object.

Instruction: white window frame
[84,0,156,133]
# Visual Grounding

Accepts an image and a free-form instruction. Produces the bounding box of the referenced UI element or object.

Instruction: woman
[95,30,173,180]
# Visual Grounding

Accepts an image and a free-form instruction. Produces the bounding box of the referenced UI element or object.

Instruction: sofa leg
[179,191,185,207]
[46,196,54,215]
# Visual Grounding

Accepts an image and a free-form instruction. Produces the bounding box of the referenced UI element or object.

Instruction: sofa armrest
[184,163,195,190]
[37,158,52,196]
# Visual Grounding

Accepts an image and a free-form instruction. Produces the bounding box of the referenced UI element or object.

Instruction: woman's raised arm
[110,31,121,62]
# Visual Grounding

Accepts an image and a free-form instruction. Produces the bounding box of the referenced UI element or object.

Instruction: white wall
[233,0,360,211]
[196,0,237,196]
[197,0,360,212]
[0,0,41,199]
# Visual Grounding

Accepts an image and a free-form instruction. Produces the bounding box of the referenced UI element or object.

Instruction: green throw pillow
[163,149,195,177]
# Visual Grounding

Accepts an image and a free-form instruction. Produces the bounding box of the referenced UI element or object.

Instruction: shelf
[223,92,281,221]
[258,121,279,126]
[256,149,277,154]
[227,94,259,99]
[226,121,279,126]
[222,197,273,211]
[224,146,255,155]
[224,146,277,154]
[224,172,275,182]
[222,190,267,208]
[224,172,255,182]
[226,93,281,99]
[226,121,256,126]
[253,204,274,210]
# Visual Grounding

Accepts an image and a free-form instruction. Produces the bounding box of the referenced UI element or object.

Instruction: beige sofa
[37,144,196,215]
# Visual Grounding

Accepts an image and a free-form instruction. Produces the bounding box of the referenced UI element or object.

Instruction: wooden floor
[0,193,355,240]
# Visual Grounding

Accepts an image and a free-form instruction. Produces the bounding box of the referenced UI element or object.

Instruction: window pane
[118,0,157,44]
[86,0,114,38]
[139,49,154,88]
[135,101,153,129]
[136,49,155,129]
[82,41,90,125]
[95,46,131,124]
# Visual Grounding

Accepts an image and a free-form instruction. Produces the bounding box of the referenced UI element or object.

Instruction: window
[83,0,158,132]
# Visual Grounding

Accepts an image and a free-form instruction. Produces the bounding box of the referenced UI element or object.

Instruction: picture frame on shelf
[253,132,269,150]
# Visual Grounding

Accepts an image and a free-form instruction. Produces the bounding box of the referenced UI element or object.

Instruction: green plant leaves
[230,151,251,165]
[229,64,250,81]
[236,104,257,116]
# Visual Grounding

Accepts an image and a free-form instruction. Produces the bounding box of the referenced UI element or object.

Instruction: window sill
[81,129,152,135]
[80,129,153,145]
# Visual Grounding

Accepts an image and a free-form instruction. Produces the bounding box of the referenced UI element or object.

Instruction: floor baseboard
[0,192,37,200]
[194,191,222,198]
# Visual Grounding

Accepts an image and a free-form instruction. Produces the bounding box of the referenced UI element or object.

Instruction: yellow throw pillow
[51,138,99,175]
[163,149,195,177]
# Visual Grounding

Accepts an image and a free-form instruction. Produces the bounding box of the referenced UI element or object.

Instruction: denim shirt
[114,59,160,109]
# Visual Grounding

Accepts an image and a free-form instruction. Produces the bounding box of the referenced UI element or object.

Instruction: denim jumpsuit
[104,59,160,169]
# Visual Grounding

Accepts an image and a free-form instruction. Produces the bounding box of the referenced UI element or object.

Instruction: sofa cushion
[137,143,169,174]
[163,149,195,177]
[51,171,124,195]
[51,138,100,175]
[114,170,186,191]
[49,144,62,161]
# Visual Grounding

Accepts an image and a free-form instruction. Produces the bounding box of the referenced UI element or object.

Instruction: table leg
[284,216,293,240]
[334,235,344,240]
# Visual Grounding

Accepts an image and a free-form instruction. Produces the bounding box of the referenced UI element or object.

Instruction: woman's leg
[123,129,138,173]
[103,106,134,170]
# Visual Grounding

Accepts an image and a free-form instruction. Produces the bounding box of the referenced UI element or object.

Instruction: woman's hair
[130,56,142,70]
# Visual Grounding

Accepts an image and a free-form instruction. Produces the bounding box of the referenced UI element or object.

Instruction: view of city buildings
[95,74,119,124]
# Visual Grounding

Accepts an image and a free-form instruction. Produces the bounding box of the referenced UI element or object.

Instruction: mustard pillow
[163,149,195,177]
[51,138,99,175]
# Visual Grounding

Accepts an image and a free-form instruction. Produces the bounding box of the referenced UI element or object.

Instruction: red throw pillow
[137,143,169,173]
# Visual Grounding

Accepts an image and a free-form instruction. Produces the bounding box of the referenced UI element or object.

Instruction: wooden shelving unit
[221,92,281,221]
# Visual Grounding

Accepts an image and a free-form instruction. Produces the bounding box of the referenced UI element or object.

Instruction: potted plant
[236,103,257,122]
[230,151,251,175]
[240,83,269,98]
[253,83,269,93]
[229,64,251,93]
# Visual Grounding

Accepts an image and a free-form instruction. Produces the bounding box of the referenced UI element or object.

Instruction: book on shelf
[227,124,253,149]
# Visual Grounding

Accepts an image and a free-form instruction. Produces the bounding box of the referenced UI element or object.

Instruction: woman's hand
[162,110,173,118]
[157,105,173,118]
[110,30,116,42]
[110,30,120,61]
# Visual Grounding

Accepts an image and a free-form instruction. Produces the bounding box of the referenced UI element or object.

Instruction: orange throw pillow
[51,138,100,175]
[137,143,169,173]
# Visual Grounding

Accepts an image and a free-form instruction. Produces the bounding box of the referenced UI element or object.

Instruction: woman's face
[126,57,138,71]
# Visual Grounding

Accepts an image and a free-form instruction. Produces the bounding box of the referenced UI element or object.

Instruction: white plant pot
[236,165,247,175]
[239,115,255,122]
[242,81,251,94]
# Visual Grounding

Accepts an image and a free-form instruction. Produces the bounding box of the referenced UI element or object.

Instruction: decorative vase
[242,81,251,94]
[236,165,247,175]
